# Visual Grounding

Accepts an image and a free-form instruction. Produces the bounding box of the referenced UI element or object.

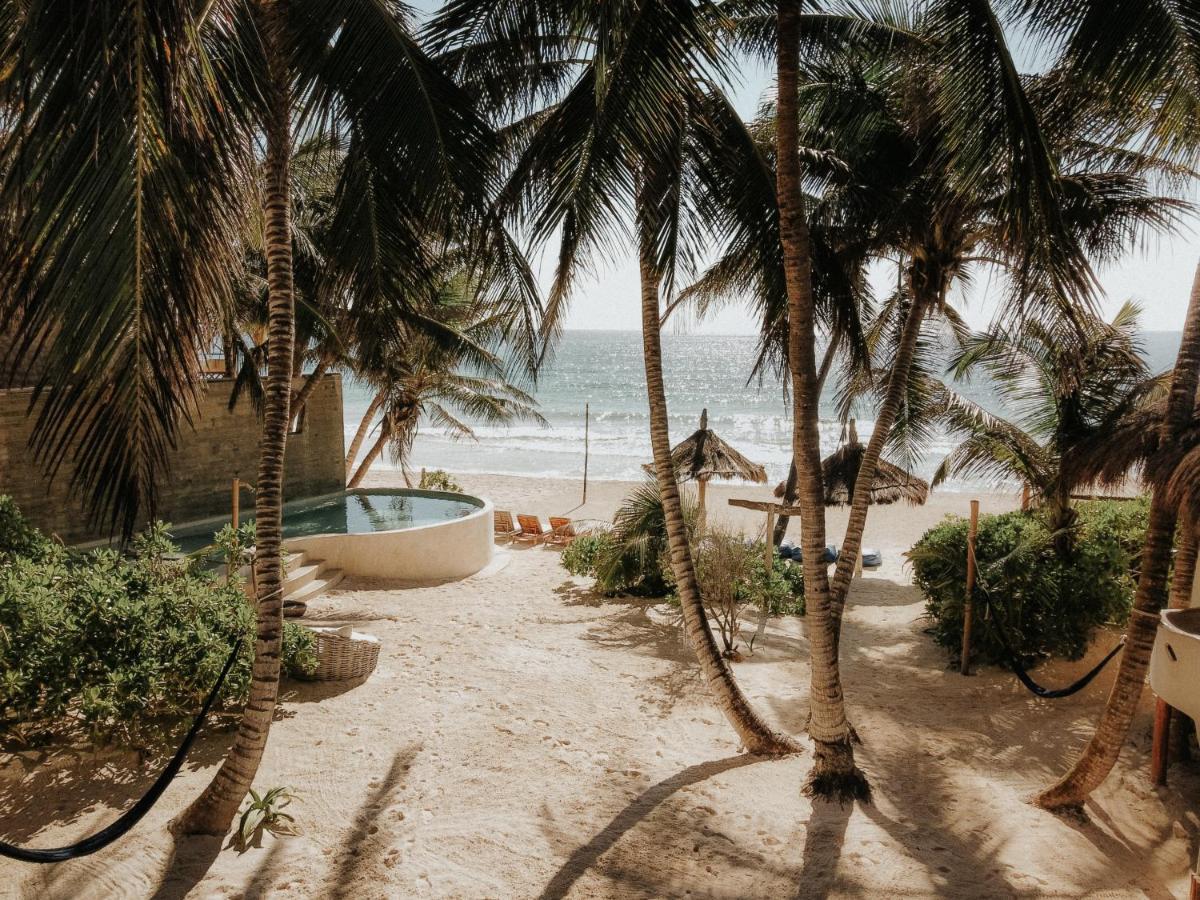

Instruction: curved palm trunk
[829,294,926,623]
[177,2,294,836]
[639,247,797,756]
[1168,514,1197,759]
[346,390,385,476]
[348,420,392,488]
[776,0,867,799]
[1035,261,1200,810]
[289,355,331,431]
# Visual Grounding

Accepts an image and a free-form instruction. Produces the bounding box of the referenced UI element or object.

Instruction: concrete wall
[0,375,346,544]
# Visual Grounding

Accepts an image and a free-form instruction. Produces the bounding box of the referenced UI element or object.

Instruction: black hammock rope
[980,589,1125,699]
[0,637,242,863]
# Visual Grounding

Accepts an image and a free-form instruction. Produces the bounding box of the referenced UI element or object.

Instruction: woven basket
[301,625,381,682]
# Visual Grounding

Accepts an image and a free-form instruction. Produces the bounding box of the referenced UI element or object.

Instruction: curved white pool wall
[283,488,494,581]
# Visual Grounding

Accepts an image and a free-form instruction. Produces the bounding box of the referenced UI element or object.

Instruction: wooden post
[960,499,980,675]
[1021,483,1031,512]
[232,477,240,527]
[582,402,589,505]
[764,507,775,571]
[1151,698,1172,786]
[698,478,708,532]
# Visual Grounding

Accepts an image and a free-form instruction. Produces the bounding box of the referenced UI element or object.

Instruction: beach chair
[494,510,518,542]
[546,517,579,547]
[513,514,547,545]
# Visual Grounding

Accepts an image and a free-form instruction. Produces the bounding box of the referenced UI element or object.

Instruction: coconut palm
[345,291,546,488]
[996,0,1200,809]
[642,409,768,530]
[931,303,1164,557]
[0,0,509,836]
[430,0,801,755]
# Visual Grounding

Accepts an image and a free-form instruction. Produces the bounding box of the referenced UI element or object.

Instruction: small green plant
[0,495,51,561]
[237,786,298,849]
[418,469,462,493]
[560,532,613,579]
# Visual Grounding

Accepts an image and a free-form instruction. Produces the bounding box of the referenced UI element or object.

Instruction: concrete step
[282,562,326,595]
[285,569,344,606]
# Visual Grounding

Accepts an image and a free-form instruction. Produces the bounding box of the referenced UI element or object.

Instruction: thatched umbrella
[775,419,929,506]
[644,409,768,528]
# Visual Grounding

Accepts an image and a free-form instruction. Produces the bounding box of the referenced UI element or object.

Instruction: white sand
[2,472,1197,899]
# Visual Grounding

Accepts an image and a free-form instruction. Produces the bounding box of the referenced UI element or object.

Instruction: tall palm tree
[931,303,1164,557]
[1008,0,1200,810]
[0,0,506,836]
[430,0,801,755]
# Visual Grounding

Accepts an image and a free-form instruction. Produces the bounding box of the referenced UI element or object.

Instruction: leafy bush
[560,532,614,579]
[0,495,51,561]
[418,469,462,493]
[910,499,1147,666]
[0,517,317,750]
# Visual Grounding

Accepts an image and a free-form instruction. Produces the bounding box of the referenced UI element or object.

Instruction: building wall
[0,375,345,544]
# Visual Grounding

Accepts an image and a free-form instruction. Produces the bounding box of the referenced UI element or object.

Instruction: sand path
[2,478,1197,898]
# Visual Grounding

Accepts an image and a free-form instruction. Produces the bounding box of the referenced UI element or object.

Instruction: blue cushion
[861,549,882,568]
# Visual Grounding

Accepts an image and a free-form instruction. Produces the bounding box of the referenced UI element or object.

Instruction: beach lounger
[778,541,838,563]
[514,514,548,545]
[494,510,518,542]
[546,517,579,547]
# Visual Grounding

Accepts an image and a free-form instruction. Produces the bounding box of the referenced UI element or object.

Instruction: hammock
[0,638,242,863]
[981,590,1125,699]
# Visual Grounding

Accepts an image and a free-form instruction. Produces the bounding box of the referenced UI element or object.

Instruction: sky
[411,3,1200,336]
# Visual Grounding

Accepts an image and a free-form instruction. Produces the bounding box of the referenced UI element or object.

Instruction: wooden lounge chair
[514,514,547,545]
[494,510,518,542]
[546,517,579,547]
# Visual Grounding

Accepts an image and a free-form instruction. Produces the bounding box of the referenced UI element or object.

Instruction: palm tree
[1,0,505,836]
[1008,0,1200,809]
[345,292,546,488]
[431,0,800,755]
[931,303,1164,558]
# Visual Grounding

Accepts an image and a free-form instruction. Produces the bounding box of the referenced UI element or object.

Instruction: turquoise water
[172,490,480,553]
[342,329,1184,491]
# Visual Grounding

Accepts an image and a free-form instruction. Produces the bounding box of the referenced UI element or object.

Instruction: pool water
[172,490,480,554]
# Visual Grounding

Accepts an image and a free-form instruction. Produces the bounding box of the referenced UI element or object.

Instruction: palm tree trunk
[346,391,384,476]
[1168,513,1197,760]
[289,355,330,432]
[774,334,841,546]
[639,244,797,756]
[1035,261,1200,810]
[828,293,926,623]
[348,421,391,488]
[176,1,294,836]
[776,0,867,799]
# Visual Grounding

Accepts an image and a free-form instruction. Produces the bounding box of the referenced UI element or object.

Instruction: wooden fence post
[960,499,980,675]
[583,402,590,505]
[1151,699,1172,786]
[232,477,240,528]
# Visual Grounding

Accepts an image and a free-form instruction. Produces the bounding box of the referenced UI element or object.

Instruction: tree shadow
[536,754,765,900]
[322,742,421,899]
[145,833,224,900]
[793,797,855,900]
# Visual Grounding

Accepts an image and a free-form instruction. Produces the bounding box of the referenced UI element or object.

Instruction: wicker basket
[301,625,381,682]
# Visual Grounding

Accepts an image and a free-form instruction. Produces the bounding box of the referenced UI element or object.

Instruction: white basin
[1149,608,1200,722]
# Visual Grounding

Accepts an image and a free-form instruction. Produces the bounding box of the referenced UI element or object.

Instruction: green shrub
[560,532,614,579]
[0,517,317,750]
[0,495,51,561]
[910,499,1146,667]
[418,469,462,493]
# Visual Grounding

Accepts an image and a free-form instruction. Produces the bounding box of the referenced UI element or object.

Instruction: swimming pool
[173,488,494,581]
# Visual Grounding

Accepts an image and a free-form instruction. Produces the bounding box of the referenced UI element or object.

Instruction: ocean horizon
[343,328,1184,493]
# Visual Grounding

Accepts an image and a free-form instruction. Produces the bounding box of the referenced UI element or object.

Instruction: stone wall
[0,375,345,544]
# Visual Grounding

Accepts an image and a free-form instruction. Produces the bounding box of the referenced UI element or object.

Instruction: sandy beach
[2,471,1196,899]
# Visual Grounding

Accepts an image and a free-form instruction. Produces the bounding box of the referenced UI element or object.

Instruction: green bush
[418,469,462,493]
[0,495,51,561]
[0,518,317,750]
[560,532,613,580]
[910,499,1146,667]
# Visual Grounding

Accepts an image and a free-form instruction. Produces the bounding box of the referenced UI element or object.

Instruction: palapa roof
[643,409,768,484]
[774,420,929,506]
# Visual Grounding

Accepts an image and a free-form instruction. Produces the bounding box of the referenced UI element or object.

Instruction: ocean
[342,329,1184,492]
